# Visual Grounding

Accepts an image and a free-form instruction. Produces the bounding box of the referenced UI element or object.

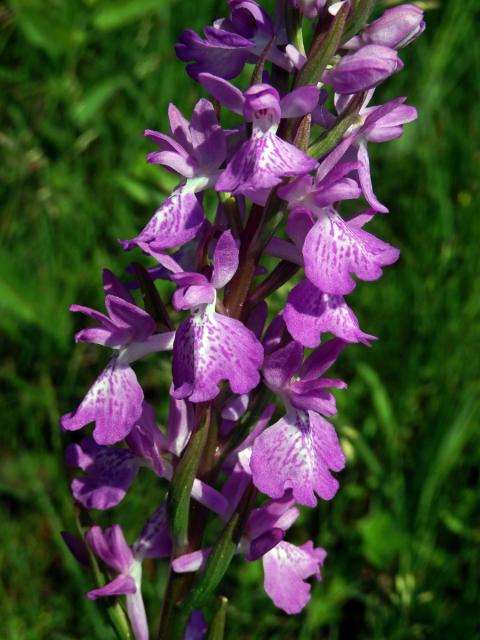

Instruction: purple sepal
[176,27,254,80]
[126,402,169,476]
[221,394,250,424]
[146,99,227,179]
[71,295,155,348]
[87,574,137,600]
[284,279,377,347]
[211,230,240,289]
[262,340,303,390]
[289,0,326,19]
[262,540,326,614]
[247,528,285,561]
[65,437,139,510]
[103,268,135,303]
[166,393,195,457]
[346,4,425,50]
[173,548,211,573]
[86,525,134,574]
[248,497,300,546]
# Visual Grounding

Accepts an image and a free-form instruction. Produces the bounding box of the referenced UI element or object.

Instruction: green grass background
[1,0,479,638]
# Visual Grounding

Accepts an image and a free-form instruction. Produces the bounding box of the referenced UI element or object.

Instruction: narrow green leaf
[182,484,256,613]
[167,406,211,551]
[184,514,239,613]
[72,77,127,126]
[131,262,174,331]
[206,597,228,640]
[308,110,361,159]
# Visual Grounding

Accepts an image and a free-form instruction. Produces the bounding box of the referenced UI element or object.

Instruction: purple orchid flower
[282,198,400,296]
[169,230,264,402]
[199,73,319,204]
[86,508,171,640]
[60,271,175,445]
[176,0,302,80]
[340,94,418,212]
[344,4,425,51]
[311,92,418,212]
[121,100,226,258]
[250,336,347,506]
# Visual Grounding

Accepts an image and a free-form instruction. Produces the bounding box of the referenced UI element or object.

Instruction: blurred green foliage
[1,0,479,638]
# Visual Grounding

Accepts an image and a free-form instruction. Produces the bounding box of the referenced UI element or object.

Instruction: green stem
[167,404,212,554]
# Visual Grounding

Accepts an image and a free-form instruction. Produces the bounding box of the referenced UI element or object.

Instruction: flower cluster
[61,2,424,638]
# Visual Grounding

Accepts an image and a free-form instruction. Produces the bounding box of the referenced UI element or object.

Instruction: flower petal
[216,133,317,205]
[172,309,264,402]
[133,503,172,560]
[86,524,134,574]
[121,188,205,255]
[87,574,137,600]
[262,540,326,614]
[67,439,139,510]
[303,208,399,295]
[250,409,345,507]
[60,359,144,445]
[284,279,376,347]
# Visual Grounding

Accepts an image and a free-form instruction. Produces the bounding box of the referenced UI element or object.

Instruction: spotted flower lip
[284,205,400,296]
[250,337,347,506]
[199,73,319,204]
[284,278,377,348]
[159,230,264,402]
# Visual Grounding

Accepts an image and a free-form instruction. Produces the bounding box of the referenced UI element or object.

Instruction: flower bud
[325,45,403,94]
[352,4,425,50]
